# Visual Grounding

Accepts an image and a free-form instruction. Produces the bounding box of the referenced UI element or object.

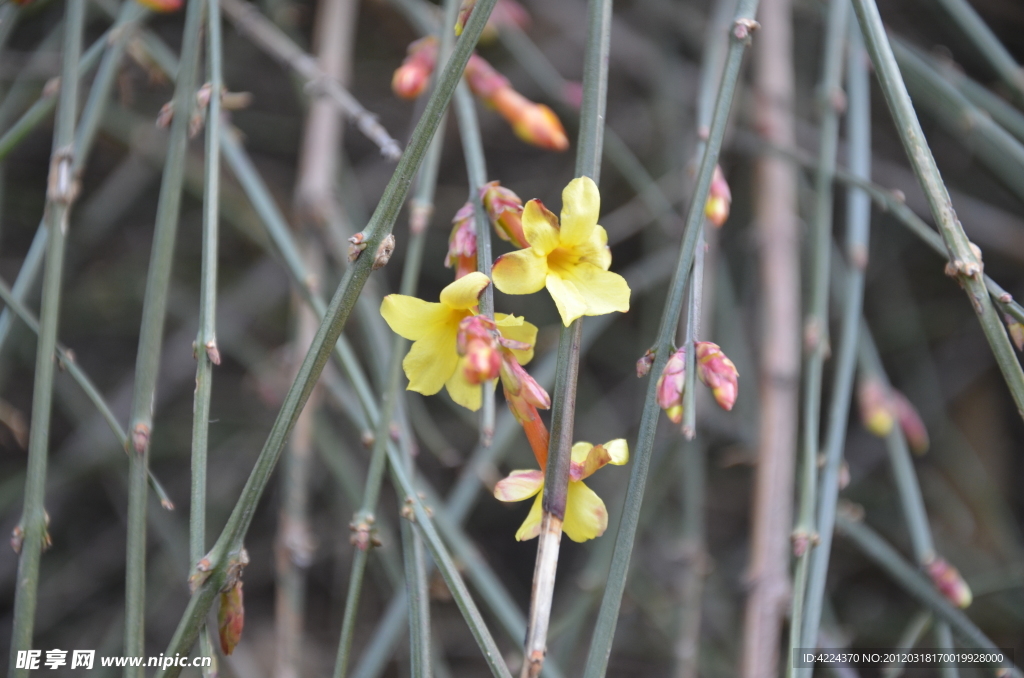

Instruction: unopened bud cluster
[651,341,739,424]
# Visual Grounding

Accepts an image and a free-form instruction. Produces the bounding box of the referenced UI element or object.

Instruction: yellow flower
[491,177,630,326]
[493,439,628,542]
[380,272,536,411]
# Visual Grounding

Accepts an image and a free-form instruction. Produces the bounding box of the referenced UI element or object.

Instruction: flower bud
[489,88,569,151]
[444,202,478,279]
[925,556,972,608]
[392,37,438,100]
[704,165,732,228]
[890,388,929,454]
[695,341,739,411]
[454,0,476,35]
[636,349,655,378]
[456,0,530,40]
[464,53,510,99]
[457,315,500,385]
[656,348,686,423]
[500,353,550,409]
[135,0,183,11]
[858,378,894,437]
[218,581,245,655]
[481,181,528,247]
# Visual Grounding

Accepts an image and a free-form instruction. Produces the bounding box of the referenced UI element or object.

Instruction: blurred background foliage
[0,0,1022,675]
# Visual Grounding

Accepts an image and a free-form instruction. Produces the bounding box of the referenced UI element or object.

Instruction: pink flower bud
[454,0,476,35]
[444,202,478,279]
[890,388,929,455]
[925,556,972,608]
[457,316,501,385]
[858,378,895,437]
[500,354,550,409]
[704,165,732,228]
[392,37,437,100]
[481,181,528,248]
[656,348,686,423]
[218,581,245,655]
[464,53,510,99]
[490,88,569,151]
[136,0,182,11]
[695,341,739,411]
[636,349,655,378]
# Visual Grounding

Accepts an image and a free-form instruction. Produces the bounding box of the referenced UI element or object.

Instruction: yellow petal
[444,362,484,411]
[440,271,491,310]
[522,200,561,255]
[546,273,588,326]
[603,438,629,465]
[494,469,544,502]
[380,295,450,340]
[579,225,612,271]
[561,262,631,317]
[562,481,608,542]
[516,491,544,541]
[495,313,538,365]
[559,176,600,247]
[403,323,459,396]
[492,249,548,296]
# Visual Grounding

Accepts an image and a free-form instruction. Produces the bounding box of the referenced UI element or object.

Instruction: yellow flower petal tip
[491,178,630,326]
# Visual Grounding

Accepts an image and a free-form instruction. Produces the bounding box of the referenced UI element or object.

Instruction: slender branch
[787,2,846,674]
[219,0,401,160]
[850,0,1024,420]
[8,2,85,674]
[583,4,761,677]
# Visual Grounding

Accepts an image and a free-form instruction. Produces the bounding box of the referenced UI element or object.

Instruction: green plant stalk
[799,20,870,664]
[835,511,1021,677]
[0,276,173,508]
[0,19,62,134]
[154,1,502,672]
[787,2,847,674]
[943,65,1024,145]
[191,0,223,670]
[850,0,1024,420]
[892,38,1024,206]
[583,4,760,676]
[933,0,1024,108]
[882,612,934,678]
[7,1,84,674]
[521,0,612,673]
[123,0,205,672]
[0,4,19,53]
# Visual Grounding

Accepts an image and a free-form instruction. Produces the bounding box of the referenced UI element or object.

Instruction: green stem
[8,2,85,674]
[124,0,206,673]
[850,0,1024,420]
[154,1,502,672]
[787,2,847,674]
[583,4,760,676]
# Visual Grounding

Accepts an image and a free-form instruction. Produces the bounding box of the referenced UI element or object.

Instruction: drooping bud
[636,349,655,378]
[457,315,501,385]
[890,388,929,454]
[480,181,528,247]
[925,556,973,608]
[1004,314,1024,351]
[135,0,183,11]
[704,165,732,228]
[464,53,511,99]
[392,37,438,100]
[858,378,894,437]
[656,348,686,424]
[445,202,478,279]
[695,341,739,411]
[489,88,569,151]
[499,353,550,410]
[218,581,245,655]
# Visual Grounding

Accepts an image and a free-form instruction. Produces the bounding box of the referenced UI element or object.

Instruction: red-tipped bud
[636,349,656,378]
[858,378,895,437]
[890,388,929,455]
[445,202,478,279]
[499,354,550,410]
[695,341,739,411]
[481,181,528,248]
[135,0,183,11]
[218,581,245,655]
[704,165,732,228]
[457,315,501,385]
[490,88,569,151]
[464,53,510,99]
[392,37,438,100]
[656,348,686,423]
[925,556,972,608]
[1004,315,1024,351]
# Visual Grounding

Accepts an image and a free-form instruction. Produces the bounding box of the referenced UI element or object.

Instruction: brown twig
[741,0,800,675]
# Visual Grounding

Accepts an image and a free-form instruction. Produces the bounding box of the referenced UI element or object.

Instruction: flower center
[546,246,578,275]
